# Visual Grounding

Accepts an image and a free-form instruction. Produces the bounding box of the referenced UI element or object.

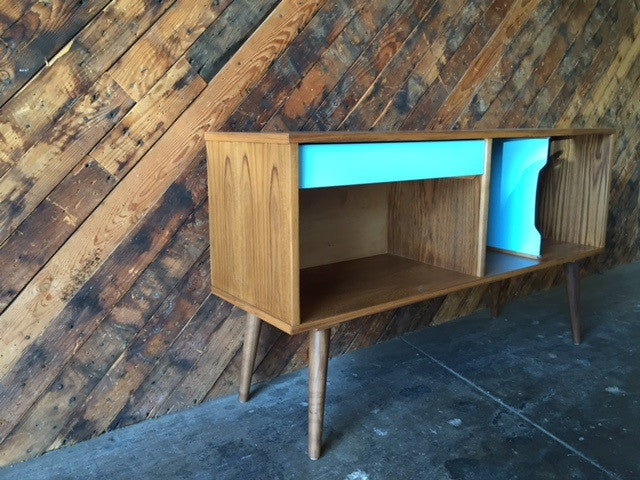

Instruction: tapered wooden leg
[238,313,262,403]
[565,262,582,345]
[308,328,330,460]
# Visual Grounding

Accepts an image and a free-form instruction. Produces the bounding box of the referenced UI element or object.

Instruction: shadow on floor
[1,261,638,480]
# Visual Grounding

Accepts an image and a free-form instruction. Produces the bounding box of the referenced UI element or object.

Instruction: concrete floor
[1,261,638,480]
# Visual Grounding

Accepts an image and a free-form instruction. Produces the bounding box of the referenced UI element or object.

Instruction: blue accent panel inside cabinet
[298,140,486,189]
[487,138,550,257]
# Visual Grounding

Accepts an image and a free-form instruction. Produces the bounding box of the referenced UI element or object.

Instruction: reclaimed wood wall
[0,0,638,466]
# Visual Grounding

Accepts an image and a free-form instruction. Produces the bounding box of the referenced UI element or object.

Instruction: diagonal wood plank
[343,0,501,130]
[0,0,111,106]
[0,0,177,177]
[494,0,600,127]
[185,0,279,83]
[368,0,484,130]
[53,251,215,450]
[117,298,239,423]
[114,298,244,427]
[0,58,205,314]
[0,0,325,383]
[0,2,38,33]
[570,10,640,123]
[0,200,210,465]
[0,155,209,454]
[526,0,618,126]
[451,0,566,130]
[558,8,640,126]
[0,161,115,313]
[301,0,442,130]
[0,75,133,248]
[406,0,543,130]
[109,0,233,101]
[535,0,621,127]
[224,0,376,132]
[93,58,207,178]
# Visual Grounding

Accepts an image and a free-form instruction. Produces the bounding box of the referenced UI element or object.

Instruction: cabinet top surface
[204,128,615,144]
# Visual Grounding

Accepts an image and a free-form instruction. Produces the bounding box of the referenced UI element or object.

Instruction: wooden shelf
[485,240,603,278]
[298,240,602,332]
[300,254,476,328]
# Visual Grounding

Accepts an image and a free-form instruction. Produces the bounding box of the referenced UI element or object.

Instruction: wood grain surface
[389,177,483,276]
[0,0,638,466]
[299,184,388,269]
[538,134,613,247]
[207,140,299,325]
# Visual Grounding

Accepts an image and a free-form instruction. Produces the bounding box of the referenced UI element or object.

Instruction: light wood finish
[300,184,388,268]
[239,313,262,403]
[538,134,612,248]
[388,176,483,276]
[308,328,330,460]
[210,286,297,334]
[205,130,614,335]
[207,140,300,325]
[565,262,582,345]
[299,241,603,333]
[484,240,602,277]
[301,254,477,327]
[477,139,493,275]
[204,128,616,144]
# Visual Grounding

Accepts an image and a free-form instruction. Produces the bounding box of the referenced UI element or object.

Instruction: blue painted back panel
[487,138,550,257]
[299,140,486,189]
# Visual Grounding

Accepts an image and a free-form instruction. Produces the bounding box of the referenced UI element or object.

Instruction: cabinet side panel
[537,134,612,247]
[206,140,298,325]
[388,177,483,277]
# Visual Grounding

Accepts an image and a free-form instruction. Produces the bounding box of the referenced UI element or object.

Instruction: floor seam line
[399,336,624,480]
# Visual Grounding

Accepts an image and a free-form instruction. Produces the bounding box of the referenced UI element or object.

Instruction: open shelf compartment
[300,241,602,329]
[299,170,488,325]
[298,133,613,328]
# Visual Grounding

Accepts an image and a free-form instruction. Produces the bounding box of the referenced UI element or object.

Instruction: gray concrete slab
[1,261,638,480]
[402,261,640,480]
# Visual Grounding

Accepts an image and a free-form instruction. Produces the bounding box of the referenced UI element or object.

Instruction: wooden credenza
[204,129,614,459]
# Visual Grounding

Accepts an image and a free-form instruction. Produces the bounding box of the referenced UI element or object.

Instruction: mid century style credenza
[203,129,614,459]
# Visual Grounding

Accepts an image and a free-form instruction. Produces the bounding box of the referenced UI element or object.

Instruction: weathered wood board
[0,0,638,467]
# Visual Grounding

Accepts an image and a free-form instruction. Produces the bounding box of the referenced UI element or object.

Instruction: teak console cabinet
[204,129,614,459]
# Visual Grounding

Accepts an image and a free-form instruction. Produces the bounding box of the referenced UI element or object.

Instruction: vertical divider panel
[388,177,484,277]
[476,139,493,276]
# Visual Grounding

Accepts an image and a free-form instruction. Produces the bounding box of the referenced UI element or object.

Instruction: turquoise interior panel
[298,140,486,189]
[487,138,550,258]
